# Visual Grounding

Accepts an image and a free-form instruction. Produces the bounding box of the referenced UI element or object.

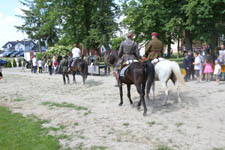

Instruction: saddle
[119,59,138,77]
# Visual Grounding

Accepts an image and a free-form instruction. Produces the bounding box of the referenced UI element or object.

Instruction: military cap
[152,32,158,36]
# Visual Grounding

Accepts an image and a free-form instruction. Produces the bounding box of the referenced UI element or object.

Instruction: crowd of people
[183,44,225,84]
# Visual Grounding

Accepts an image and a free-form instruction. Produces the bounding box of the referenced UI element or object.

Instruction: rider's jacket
[118,38,139,63]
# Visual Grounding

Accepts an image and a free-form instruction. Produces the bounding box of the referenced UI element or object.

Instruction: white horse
[146,58,185,105]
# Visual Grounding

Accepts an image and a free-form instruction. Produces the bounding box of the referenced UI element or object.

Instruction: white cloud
[0,11,27,48]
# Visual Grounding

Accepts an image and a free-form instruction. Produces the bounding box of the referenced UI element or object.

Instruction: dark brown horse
[105,50,155,116]
[70,59,88,84]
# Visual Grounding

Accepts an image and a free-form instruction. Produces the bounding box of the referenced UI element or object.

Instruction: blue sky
[0,0,27,48]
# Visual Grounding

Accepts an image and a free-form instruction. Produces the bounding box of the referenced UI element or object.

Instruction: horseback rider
[145,32,163,60]
[114,32,139,86]
[60,54,70,84]
[68,43,81,72]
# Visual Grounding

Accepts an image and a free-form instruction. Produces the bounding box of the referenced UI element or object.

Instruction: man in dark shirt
[187,50,195,80]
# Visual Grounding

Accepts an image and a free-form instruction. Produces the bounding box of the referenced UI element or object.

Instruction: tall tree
[121,0,225,55]
[16,0,59,47]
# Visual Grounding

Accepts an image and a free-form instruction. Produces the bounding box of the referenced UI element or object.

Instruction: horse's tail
[170,61,185,85]
[82,60,88,79]
[143,61,155,82]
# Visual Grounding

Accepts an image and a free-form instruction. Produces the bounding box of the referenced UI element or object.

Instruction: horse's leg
[62,73,66,85]
[73,72,76,84]
[146,79,151,101]
[161,81,169,106]
[81,73,85,85]
[119,84,123,106]
[136,83,147,116]
[66,73,70,84]
[152,81,155,101]
[176,82,181,103]
[127,84,133,104]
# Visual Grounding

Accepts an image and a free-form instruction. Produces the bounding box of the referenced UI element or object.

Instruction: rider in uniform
[114,32,139,86]
[145,32,163,60]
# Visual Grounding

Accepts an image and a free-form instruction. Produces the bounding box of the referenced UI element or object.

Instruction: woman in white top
[193,51,201,83]
[72,43,81,59]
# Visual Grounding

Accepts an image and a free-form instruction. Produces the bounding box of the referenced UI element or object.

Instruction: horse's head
[104,49,118,66]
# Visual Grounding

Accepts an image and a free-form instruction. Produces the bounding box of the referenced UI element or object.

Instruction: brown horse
[70,59,88,84]
[105,50,155,116]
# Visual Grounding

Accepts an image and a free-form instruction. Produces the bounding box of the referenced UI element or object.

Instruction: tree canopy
[16,0,120,50]
[16,0,225,56]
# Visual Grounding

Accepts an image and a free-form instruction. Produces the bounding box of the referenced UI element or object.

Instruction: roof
[2,40,36,49]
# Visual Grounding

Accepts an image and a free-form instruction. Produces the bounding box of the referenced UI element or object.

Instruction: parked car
[8,51,18,57]
[0,51,17,57]
[11,51,23,57]
[16,51,24,57]
[0,59,8,66]
[0,51,12,57]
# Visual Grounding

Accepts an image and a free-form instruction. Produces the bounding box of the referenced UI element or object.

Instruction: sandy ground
[0,68,225,150]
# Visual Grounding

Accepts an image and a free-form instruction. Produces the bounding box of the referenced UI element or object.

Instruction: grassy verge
[41,101,88,111]
[0,106,60,150]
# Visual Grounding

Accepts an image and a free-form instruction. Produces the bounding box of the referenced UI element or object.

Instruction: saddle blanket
[120,65,129,77]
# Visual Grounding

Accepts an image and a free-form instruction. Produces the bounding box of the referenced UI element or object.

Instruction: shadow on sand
[128,90,198,116]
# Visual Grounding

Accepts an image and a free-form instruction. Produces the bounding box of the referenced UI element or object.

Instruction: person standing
[187,50,195,80]
[59,54,69,84]
[37,59,43,73]
[193,51,201,83]
[182,53,190,82]
[32,55,37,73]
[47,58,53,75]
[145,32,163,60]
[203,55,213,81]
[0,66,3,80]
[214,60,221,84]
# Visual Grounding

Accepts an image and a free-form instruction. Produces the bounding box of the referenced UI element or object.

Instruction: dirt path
[0,68,225,150]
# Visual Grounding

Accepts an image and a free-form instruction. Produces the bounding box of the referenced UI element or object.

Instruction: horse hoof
[119,103,123,106]
[143,112,147,116]
[178,98,181,103]
[162,103,167,106]
[137,106,141,110]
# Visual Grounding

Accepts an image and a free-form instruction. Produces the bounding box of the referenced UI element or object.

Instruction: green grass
[41,101,88,111]
[12,98,25,102]
[175,122,184,127]
[213,148,225,150]
[0,106,60,150]
[123,123,129,127]
[147,121,156,127]
[91,145,107,150]
[156,144,172,150]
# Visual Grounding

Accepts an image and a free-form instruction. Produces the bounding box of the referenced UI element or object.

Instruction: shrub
[46,45,73,57]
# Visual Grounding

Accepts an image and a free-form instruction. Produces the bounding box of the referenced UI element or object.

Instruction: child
[214,60,221,84]
[193,51,201,83]
[203,55,213,81]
